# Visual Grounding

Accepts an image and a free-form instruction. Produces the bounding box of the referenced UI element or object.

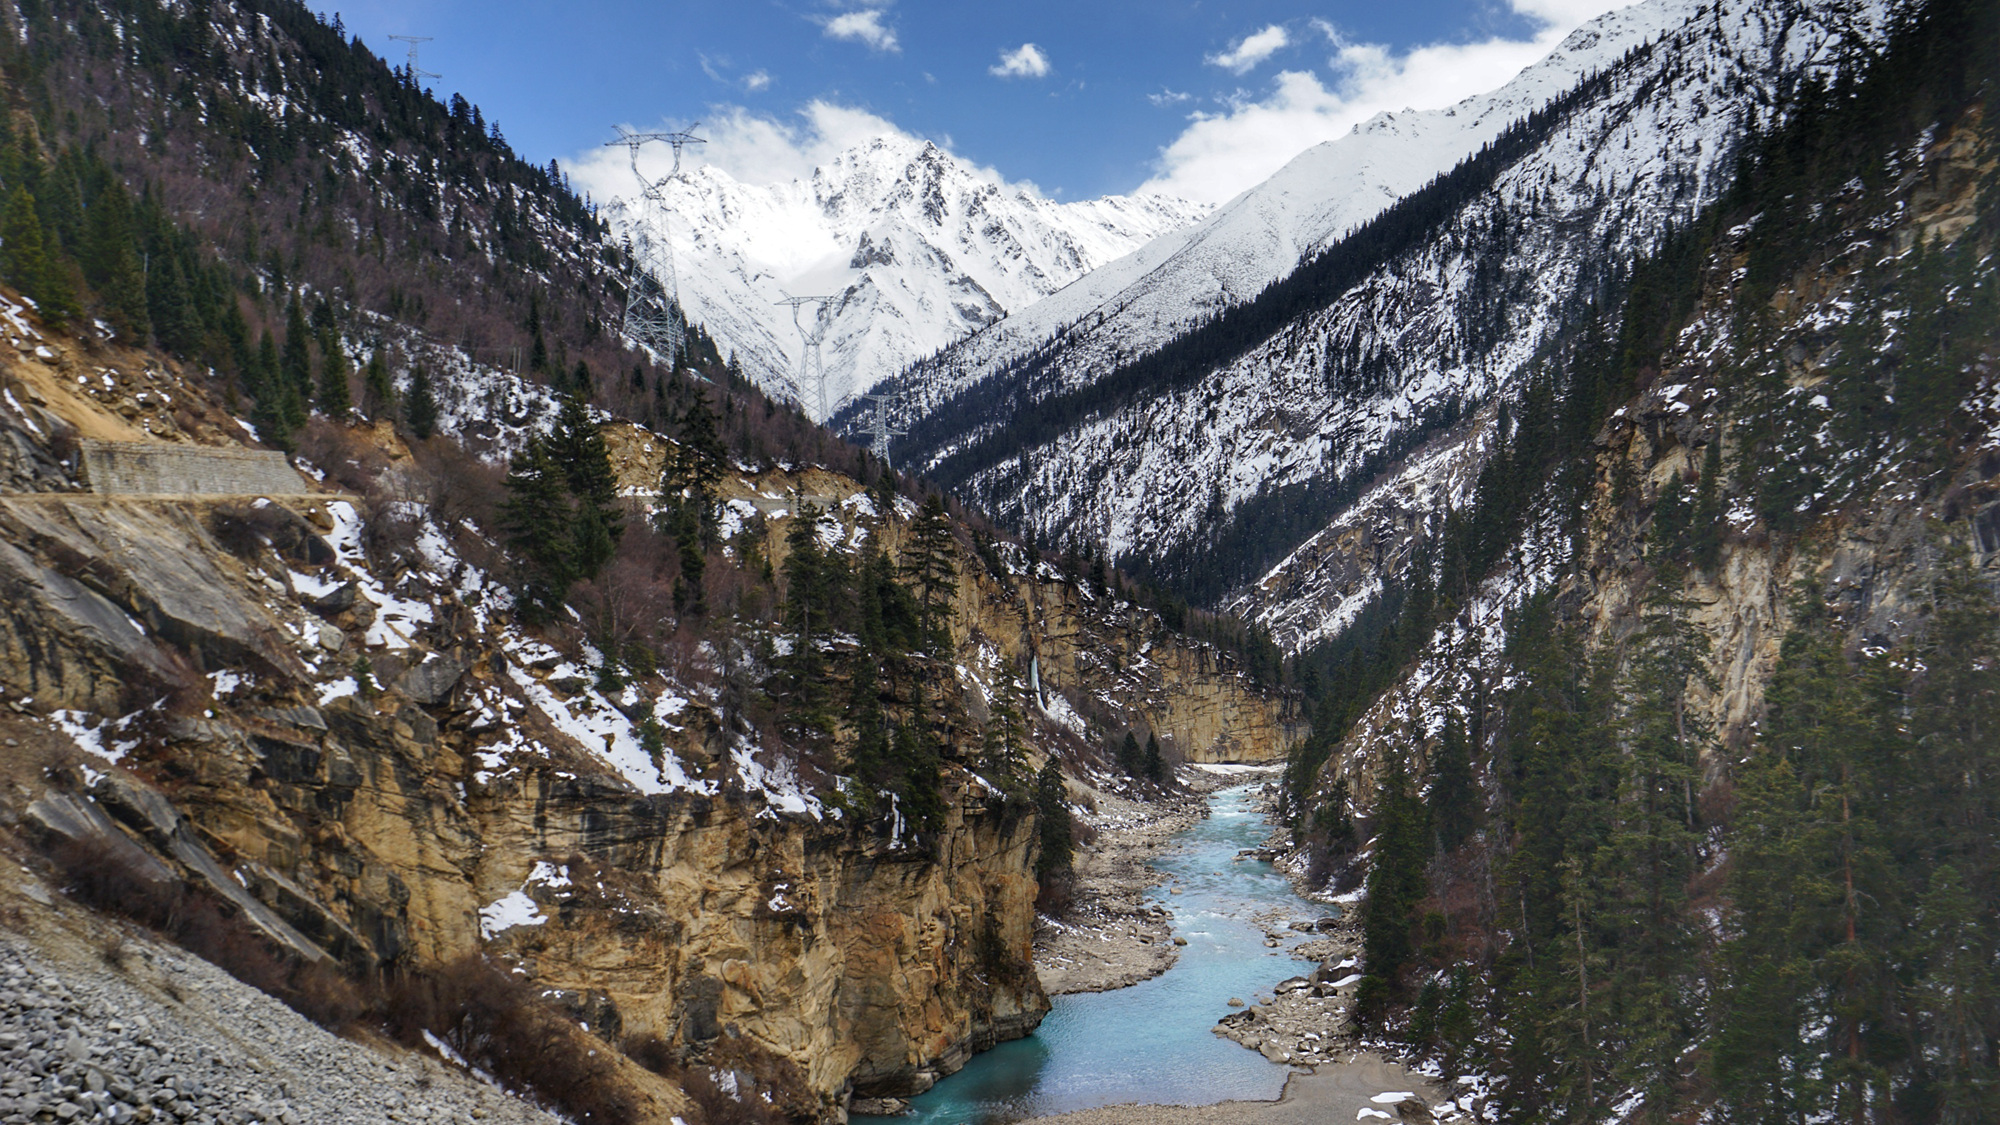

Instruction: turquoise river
[869,780,1335,1124]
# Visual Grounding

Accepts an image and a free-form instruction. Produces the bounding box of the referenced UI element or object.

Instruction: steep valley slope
[1274,5,2000,1119]
[0,303,1298,1120]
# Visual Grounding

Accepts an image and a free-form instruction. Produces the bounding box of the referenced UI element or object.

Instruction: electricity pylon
[605,124,705,363]
[858,392,905,467]
[776,296,837,421]
[387,35,439,85]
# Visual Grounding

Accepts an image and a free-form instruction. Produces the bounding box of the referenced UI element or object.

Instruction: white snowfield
[891,0,1896,653]
[602,133,1209,418]
[898,0,1692,414]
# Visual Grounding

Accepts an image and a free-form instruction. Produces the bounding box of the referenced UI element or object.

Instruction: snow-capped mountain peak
[601,137,1209,418]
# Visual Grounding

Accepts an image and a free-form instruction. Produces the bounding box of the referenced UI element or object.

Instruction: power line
[776,296,837,421]
[386,35,438,84]
[858,392,906,467]
[605,124,706,364]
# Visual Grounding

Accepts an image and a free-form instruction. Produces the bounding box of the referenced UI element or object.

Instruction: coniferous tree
[1356,752,1432,1027]
[658,384,726,541]
[904,494,958,656]
[315,329,352,417]
[1033,758,1073,881]
[545,393,623,575]
[404,364,439,439]
[248,331,292,450]
[1143,734,1164,785]
[845,661,891,815]
[1427,713,1477,852]
[777,505,836,750]
[1689,439,1724,571]
[982,663,1031,785]
[1117,731,1142,777]
[81,181,148,339]
[892,693,944,840]
[362,350,394,418]
[498,437,577,622]
[282,296,313,402]
[0,187,49,310]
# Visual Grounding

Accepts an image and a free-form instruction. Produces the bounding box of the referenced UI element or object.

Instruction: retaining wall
[79,440,308,496]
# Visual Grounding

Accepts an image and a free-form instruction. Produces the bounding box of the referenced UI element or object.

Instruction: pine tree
[315,329,352,417]
[1,187,49,308]
[544,393,623,575]
[248,331,293,450]
[1034,758,1073,881]
[142,242,195,352]
[527,296,549,375]
[1427,712,1477,852]
[282,296,313,400]
[891,694,944,840]
[363,350,394,418]
[1143,734,1164,785]
[903,494,958,656]
[1689,439,1724,572]
[1356,751,1432,1026]
[982,663,1031,785]
[404,364,439,439]
[777,505,836,750]
[1117,731,1142,777]
[81,181,148,340]
[498,437,577,622]
[1911,865,1999,1125]
[845,661,891,815]
[657,385,727,593]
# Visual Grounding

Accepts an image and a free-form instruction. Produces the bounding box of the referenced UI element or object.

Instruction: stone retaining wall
[79,439,307,496]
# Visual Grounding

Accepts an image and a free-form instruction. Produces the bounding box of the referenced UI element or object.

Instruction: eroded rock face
[0,313,1303,1119]
[473,773,1046,1106]
[0,487,1050,1117]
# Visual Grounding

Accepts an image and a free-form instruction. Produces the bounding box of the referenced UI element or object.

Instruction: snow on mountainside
[891,0,1690,415]
[601,136,1208,418]
[890,0,1897,648]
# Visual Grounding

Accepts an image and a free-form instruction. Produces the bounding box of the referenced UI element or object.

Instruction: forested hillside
[0,0,769,449]
[1285,1,2000,1119]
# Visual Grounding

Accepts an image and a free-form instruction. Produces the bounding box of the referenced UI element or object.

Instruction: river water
[877,781,1332,1125]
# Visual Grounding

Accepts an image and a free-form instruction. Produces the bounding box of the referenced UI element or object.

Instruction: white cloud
[990,43,1051,79]
[820,9,898,53]
[1143,0,1630,204]
[1148,88,1193,107]
[1207,25,1290,75]
[742,70,771,93]
[572,102,1020,197]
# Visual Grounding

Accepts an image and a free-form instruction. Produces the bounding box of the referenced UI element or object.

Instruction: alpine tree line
[1299,1,2000,1121]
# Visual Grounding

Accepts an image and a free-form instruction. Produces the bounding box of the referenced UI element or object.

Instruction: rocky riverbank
[1032,766,1264,995]
[1018,1053,1446,1125]
[1021,769,1460,1125]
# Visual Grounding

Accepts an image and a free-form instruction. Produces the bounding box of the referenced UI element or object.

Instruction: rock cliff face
[0,282,1295,1118]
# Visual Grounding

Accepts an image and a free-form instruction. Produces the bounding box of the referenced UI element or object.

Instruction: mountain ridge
[604,134,1208,417]
[881,0,1900,629]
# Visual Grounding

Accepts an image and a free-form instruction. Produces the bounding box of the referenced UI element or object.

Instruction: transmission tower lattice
[775,296,838,420]
[387,35,439,84]
[858,393,905,467]
[605,124,705,363]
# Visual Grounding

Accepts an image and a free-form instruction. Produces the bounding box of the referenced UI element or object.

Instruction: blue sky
[318,0,1623,204]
